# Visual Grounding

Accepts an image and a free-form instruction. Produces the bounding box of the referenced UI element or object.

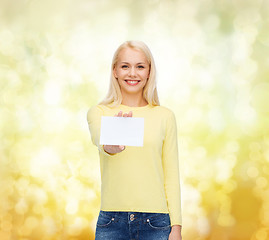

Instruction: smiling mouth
[125,80,141,86]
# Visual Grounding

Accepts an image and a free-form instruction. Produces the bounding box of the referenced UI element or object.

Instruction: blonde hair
[98,40,160,108]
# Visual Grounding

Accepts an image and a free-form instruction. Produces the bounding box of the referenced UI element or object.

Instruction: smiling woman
[87,41,182,240]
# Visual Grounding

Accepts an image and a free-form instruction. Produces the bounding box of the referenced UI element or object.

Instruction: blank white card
[100,116,144,147]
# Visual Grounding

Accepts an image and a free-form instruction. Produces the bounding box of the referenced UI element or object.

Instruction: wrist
[171,225,182,231]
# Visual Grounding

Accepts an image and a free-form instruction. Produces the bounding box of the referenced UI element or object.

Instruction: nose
[128,67,137,78]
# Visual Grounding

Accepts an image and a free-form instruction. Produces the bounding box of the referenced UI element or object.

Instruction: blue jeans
[95,210,171,240]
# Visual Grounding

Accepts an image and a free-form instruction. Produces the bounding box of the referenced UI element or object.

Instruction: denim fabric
[95,210,171,240]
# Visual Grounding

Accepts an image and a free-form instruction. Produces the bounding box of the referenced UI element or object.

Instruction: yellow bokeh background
[1,0,269,239]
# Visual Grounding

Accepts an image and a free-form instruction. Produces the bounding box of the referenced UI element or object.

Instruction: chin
[123,88,143,94]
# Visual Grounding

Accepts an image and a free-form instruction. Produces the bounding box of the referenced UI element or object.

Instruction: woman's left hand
[169,225,182,240]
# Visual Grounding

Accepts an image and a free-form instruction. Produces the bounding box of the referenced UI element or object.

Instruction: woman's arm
[162,110,182,228]
[87,105,115,156]
[87,106,132,156]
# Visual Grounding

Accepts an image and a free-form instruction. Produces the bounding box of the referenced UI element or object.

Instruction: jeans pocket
[96,211,115,227]
[146,213,171,229]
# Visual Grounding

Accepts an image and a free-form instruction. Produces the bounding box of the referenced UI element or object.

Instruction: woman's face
[113,47,150,97]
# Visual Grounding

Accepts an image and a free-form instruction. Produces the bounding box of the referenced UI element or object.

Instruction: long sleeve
[162,110,182,226]
[87,105,116,157]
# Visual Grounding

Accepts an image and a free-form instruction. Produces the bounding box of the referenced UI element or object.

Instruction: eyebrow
[120,62,146,64]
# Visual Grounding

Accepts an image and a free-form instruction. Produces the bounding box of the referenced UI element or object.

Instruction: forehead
[118,48,148,63]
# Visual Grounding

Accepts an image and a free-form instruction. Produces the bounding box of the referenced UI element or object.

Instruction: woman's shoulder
[87,104,107,120]
[88,104,109,112]
[153,105,176,116]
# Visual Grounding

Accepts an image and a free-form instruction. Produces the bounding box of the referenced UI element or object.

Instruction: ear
[113,66,118,79]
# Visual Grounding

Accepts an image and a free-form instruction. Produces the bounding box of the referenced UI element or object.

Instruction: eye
[137,65,145,69]
[121,65,128,69]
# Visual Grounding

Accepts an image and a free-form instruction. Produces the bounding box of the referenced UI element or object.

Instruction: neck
[121,93,148,107]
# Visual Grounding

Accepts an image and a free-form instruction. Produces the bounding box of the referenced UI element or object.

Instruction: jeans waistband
[100,210,170,221]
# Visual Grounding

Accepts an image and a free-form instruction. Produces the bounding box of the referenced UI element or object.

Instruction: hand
[169,225,182,240]
[103,110,133,155]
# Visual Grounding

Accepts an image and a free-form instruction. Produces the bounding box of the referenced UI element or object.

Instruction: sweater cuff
[170,213,182,226]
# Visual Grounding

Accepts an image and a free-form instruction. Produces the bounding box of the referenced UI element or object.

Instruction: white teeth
[127,81,139,84]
